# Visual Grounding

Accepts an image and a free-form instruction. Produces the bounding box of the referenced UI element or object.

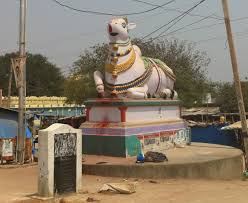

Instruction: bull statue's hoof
[111,92,118,98]
[98,92,105,98]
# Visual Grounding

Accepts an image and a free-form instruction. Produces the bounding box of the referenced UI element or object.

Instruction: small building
[0,107,32,162]
[1,96,85,117]
[182,107,220,124]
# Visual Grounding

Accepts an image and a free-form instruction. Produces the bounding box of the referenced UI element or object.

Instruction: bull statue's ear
[128,23,136,30]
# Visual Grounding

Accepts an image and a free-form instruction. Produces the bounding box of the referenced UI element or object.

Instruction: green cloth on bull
[141,57,175,81]
[141,56,151,69]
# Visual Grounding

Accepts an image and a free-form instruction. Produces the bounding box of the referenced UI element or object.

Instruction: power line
[152,15,217,41]
[165,15,214,35]
[158,15,248,39]
[130,0,165,8]
[166,22,223,36]
[142,0,207,40]
[133,0,247,22]
[195,30,248,44]
[51,0,175,16]
[161,7,222,20]
[130,0,223,20]
[153,11,213,41]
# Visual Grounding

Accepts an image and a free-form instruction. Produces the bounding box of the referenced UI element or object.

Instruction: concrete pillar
[38,123,82,197]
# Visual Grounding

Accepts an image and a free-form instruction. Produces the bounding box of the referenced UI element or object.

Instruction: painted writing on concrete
[54,133,77,158]
[138,128,191,152]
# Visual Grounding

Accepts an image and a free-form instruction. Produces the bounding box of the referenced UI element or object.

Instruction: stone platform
[80,98,190,157]
[82,143,244,180]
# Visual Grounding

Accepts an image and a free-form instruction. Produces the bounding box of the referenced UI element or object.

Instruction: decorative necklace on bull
[105,38,136,78]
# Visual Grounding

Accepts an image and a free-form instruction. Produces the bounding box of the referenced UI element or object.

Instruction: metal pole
[17,0,27,164]
[7,64,13,108]
[222,0,248,168]
[0,89,2,106]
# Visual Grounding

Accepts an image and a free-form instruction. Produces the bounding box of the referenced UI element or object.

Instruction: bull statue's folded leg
[172,90,178,100]
[94,71,105,97]
[160,89,178,100]
[127,85,148,99]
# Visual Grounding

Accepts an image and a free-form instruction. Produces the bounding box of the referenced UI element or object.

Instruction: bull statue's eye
[122,23,126,28]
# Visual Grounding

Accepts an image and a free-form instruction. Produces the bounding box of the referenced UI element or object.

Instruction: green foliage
[216,81,248,113]
[0,53,16,95]
[64,39,211,106]
[64,44,108,103]
[134,39,211,107]
[64,75,97,105]
[0,53,65,96]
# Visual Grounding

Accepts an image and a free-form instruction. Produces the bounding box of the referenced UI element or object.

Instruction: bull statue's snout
[107,18,136,43]
[108,23,119,37]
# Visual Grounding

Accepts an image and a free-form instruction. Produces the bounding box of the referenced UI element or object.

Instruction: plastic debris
[99,182,137,194]
[149,180,159,184]
[87,197,100,202]
[243,170,248,178]
[136,152,145,163]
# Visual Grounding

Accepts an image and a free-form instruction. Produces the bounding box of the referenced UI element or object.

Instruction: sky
[0,0,247,82]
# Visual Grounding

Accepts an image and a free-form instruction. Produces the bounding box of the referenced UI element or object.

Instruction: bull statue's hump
[93,18,177,100]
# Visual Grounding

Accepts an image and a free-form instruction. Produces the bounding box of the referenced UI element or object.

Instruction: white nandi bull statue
[94,18,177,99]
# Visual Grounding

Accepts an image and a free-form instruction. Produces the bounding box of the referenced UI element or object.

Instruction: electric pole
[222,0,248,167]
[7,65,13,108]
[17,0,27,164]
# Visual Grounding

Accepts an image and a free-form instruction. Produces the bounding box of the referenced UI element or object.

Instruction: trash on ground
[96,162,108,165]
[243,170,248,178]
[136,152,145,163]
[99,182,137,194]
[144,151,168,162]
[79,189,89,194]
[60,195,88,203]
[87,197,100,202]
[149,180,159,184]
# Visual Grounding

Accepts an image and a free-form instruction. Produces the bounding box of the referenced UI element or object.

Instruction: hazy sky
[0,0,247,81]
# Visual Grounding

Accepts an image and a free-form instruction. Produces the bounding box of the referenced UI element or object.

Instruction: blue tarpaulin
[26,126,32,138]
[191,124,239,148]
[0,119,17,138]
[0,118,32,138]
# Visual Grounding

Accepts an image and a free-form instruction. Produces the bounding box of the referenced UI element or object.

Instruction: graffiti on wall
[138,128,191,153]
[54,133,77,158]
[0,139,14,157]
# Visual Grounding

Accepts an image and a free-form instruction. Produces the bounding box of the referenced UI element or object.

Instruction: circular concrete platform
[82,143,244,179]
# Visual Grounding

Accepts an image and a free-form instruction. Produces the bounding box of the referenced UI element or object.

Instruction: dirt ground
[1,165,248,203]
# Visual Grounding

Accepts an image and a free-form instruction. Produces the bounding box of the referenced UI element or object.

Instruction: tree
[64,44,108,103]
[64,39,211,106]
[0,53,65,96]
[134,39,211,107]
[216,81,248,112]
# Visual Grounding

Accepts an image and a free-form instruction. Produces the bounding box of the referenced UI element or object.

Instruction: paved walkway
[83,143,243,164]
[83,143,244,179]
